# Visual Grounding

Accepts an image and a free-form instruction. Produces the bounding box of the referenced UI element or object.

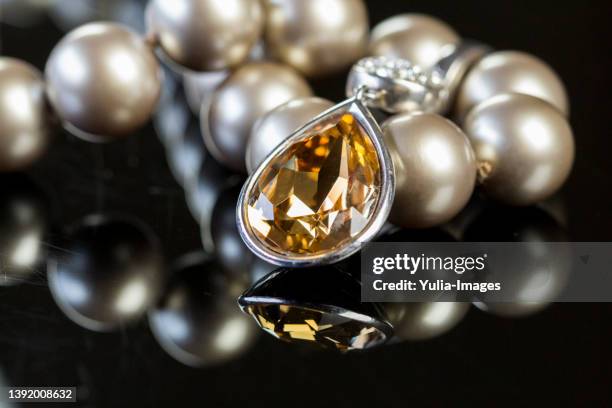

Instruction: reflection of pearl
[10,232,40,268]
[214,317,253,352]
[148,252,259,367]
[47,215,164,332]
[465,205,571,317]
[0,177,47,286]
[0,368,15,408]
[0,58,51,171]
[383,302,470,341]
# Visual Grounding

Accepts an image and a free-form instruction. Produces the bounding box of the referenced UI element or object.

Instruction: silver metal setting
[433,41,491,114]
[346,56,445,114]
[236,95,395,268]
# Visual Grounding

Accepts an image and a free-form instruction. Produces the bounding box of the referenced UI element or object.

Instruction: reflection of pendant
[237,56,443,267]
[238,266,393,351]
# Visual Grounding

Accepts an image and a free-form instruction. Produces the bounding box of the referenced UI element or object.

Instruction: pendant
[237,56,444,267]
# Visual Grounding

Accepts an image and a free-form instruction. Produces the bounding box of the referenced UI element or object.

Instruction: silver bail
[346,56,445,114]
[346,42,491,115]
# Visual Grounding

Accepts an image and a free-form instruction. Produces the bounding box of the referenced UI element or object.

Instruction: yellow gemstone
[246,112,381,255]
[245,304,387,351]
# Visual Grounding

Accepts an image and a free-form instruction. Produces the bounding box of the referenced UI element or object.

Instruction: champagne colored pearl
[370,14,459,71]
[246,96,334,174]
[463,94,574,206]
[383,302,469,341]
[182,70,228,115]
[146,0,264,71]
[45,22,162,140]
[0,58,52,172]
[456,50,569,119]
[205,62,312,173]
[383,112,477,228]
[263,0,369,77]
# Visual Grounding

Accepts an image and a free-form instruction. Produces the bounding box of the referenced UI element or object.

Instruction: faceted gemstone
[245,304,387,351]
[246,110,381,256]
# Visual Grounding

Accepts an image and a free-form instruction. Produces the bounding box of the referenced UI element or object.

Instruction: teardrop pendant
[237,95,395,267]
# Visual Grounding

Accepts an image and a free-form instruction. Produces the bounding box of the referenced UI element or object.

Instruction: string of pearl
[0,1,574,230]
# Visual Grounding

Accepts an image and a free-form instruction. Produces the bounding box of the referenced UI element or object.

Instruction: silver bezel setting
[236,96,395,268]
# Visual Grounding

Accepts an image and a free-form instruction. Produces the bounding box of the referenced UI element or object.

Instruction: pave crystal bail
[346,56,445,114]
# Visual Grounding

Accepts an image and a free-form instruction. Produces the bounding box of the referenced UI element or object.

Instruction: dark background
[1,0,611,406]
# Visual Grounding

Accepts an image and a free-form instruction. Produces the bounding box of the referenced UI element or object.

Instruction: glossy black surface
[1,1,611,406]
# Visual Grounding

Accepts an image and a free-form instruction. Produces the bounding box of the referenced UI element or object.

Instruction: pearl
[263,0,369,77]
[370,14,459,71]
[246,96,334,174]
[187,152,237,252]
[154,72,208,187]
[146,0,264,71]
[182,70,228,115]
[148,252,258,367]
[383,112,477,228]
[153,68,189,147]
[463,94,574,206]
[45,22,162,140]
[0,58,52,172]
[0,175,48,286]
[48,215,164,331]
[456,50,569,119]
[383,302,469,341]
[205,62,312,173]
[169,123,207,190]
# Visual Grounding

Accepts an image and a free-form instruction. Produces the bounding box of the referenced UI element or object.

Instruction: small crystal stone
[354,56,443,89]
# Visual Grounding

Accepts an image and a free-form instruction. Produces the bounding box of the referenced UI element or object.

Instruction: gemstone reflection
[245,304,387,351]
[246,111,381,256]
